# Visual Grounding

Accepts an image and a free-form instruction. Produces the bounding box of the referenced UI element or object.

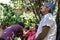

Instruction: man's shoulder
[44,13,53,19]
[45,13,52,17]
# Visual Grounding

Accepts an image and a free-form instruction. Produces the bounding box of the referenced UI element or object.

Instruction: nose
[40,6,43,11]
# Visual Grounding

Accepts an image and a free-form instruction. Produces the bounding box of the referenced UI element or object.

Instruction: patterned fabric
[35,13,57,40]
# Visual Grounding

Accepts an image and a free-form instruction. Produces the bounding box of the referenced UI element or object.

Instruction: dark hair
[25,27,29,30]
[17,22,25,28]
[1,23,8,30]
[49,9,51,13]
[0,37,5,40]
[46,6,51,13]
[34,24,38,32]
[35,24,38,29]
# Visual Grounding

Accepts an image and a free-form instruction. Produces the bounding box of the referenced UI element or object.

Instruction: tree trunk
[56,0,60,40]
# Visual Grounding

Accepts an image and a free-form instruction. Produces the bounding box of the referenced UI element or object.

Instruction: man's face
[40,5,46,13]
[40,4,49,15]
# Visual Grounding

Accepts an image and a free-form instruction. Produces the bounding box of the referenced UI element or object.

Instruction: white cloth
[35,13,57,40]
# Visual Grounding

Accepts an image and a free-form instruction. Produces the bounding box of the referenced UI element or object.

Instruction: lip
[40,7,42,10]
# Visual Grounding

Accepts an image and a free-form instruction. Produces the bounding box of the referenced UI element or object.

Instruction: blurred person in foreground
[0,22,25,40]
[23,25,38,40]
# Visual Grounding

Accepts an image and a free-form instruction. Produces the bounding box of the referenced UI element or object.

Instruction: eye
[42,5,44,7]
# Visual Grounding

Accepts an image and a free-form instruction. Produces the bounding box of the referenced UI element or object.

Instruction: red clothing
[27,32,36,40]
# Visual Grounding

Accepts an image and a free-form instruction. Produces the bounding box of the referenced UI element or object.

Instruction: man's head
[40,2,54,15]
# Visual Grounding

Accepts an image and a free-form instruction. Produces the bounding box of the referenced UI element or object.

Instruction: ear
[47,7,50,12]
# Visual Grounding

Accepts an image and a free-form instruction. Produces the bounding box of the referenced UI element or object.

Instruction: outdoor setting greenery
[0,0,58,40]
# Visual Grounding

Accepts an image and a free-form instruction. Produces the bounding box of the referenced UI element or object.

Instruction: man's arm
[35,26,50,40]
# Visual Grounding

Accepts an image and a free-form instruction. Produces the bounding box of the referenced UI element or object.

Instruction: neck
[43,12,49,15]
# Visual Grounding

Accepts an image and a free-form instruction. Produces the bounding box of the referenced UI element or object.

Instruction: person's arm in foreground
[35,26,50,40]
[23,30,30,37]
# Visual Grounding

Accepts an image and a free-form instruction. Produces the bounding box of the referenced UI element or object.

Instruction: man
[0,22,25,40]
[34,2,57,40]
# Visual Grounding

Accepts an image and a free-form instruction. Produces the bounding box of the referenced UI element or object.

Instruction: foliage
[20,13,37,27]
[14,37,21,40]
[0,3,15,26]
[10,0,57,23]
[0,3,37,27]
[11,0,42,22]
[0,4,4,25]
